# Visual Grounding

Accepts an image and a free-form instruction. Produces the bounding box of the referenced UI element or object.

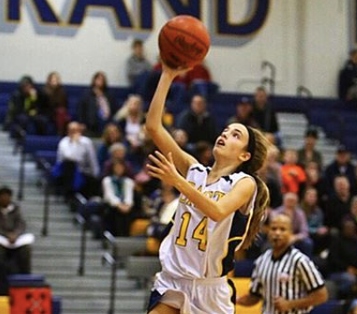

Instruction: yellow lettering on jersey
[192,216,208,251]
[175,212,208,252]
[175,212,191,247]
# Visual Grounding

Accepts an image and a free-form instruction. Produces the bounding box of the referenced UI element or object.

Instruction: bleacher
[0,82,357,314]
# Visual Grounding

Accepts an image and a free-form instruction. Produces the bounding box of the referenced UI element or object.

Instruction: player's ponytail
[239,127,270,250]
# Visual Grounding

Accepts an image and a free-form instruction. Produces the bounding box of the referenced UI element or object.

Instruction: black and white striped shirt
[250,246,325,314]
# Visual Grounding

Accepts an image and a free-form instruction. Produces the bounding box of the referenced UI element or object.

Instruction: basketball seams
[158,15,210,68]
[160,28,206,67]
[165,22,209,49]
[159,29,190,67]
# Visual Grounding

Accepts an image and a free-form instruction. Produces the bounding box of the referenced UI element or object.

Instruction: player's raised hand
[147,151,180,186]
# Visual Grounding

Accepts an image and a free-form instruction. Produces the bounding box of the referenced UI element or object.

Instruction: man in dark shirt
[176,94,217,146]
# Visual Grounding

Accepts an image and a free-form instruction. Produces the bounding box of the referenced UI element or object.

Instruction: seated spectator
[226,97,259,127]
[281,149,306,195]
[102,160,135,237]
[42,71,69,135]
[101,142,134,179]
[300,187,329,254]
[274,192,313,257]
[297,127,323,170]
[256,144,282,209]
[344,195,357,229]
[53,121,100,199]
[126,39,152,93]
[304,161,326,206]
[323,175,352,233]
[145,183,179,254]
[171,129,191,153]
[97,123,123,172]
[338,48,357,102]
[323,144,357,195]
[176,94,217,147]
[327,219,357,299]
[0,186,32,274]
[251,86,280,145]
[113,94,146,173]
[193,141,213,167]
[5,75,52,135]
[77,71,116,137]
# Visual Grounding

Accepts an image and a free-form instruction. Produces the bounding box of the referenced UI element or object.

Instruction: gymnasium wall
[0,0,351,97]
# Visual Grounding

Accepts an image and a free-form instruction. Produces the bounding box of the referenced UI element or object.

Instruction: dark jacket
[0,203,26,238]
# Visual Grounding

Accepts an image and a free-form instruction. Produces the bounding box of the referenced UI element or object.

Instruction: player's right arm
[146,63,197,176]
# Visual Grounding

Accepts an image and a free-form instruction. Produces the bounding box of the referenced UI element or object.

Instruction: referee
[236,213,328,314]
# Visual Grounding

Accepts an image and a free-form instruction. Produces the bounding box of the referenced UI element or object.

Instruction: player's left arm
[147,151,256,221]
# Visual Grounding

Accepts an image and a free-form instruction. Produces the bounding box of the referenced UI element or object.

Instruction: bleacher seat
[18,135,60,199]
[0,296,10,314]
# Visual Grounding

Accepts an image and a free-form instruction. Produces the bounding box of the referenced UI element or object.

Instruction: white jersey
[159,163,257,279]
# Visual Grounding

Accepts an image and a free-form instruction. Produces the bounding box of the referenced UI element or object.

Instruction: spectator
[176,94,217,146]
[226,97,259,127]
[338,49,357,101]
[300,187,329,254]
[77,71,116,137]
[281,149,306,195]
[327,219,357,298]
[274,192,313,257]
[102,159,135,237]
[126,39,152,92]
[194,141,213,167]
[344,195,357,229]
[258,144,283,208]
[171,129,191,153]
[251,86,280,143]
[145,183,179,254]
[101,142,134,179]
[304,161,326,205]
[0,186,32,274]
[97,123,123,172]
[54,121,100,199]
[5,75,51,135]
[42,71,69,135]
[113,94,145,149]
[324,144,357,195]
[297,127,323,170]
[323,175,352,233]
[113,94,146,173]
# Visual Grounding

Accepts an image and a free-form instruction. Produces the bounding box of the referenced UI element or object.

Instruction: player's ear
[238,151,251,163]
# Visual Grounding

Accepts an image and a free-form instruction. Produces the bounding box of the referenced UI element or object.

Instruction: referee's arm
[274,286,328,312]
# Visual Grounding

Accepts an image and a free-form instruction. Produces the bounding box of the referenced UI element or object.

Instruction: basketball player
[237,214,328,314]
[145,62,270,314]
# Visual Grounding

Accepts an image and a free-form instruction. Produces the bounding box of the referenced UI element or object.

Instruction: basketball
[158,15,210,69]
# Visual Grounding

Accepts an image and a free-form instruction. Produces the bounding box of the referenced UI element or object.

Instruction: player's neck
[272,244,290,260]
[210,162,237,179]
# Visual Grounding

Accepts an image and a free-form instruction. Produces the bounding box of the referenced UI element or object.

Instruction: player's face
[268,218,292,250]
[213,123,251,163]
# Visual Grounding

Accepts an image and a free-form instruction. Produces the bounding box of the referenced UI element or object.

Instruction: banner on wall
[1,0,270,46]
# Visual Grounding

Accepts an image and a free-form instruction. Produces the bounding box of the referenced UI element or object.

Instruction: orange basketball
[158,15,210,69]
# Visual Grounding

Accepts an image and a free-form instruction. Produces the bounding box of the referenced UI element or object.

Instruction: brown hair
[240,127,270,250]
